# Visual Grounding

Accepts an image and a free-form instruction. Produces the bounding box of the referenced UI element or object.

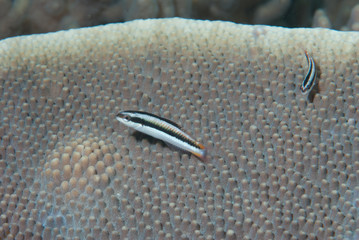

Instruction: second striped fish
[300,50,317,95]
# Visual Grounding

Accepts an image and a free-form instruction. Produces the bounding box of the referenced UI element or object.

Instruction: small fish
[300,50,317,95]
[116,110,207,162]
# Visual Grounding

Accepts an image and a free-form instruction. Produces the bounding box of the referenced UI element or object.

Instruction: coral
[253,0,291,25]
[312,9,332,28]
[323,0,359,29]
[347,4,359,31]
[0,18,359,239]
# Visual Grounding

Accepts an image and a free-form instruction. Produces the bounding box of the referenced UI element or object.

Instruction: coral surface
[0,18,359,239]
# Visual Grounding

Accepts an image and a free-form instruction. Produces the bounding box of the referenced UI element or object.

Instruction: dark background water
[0,0,358,40]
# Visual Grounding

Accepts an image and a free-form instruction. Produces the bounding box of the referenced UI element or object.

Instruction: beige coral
[0,18,359,239]
[347,4,359,31]
[312,9,332,28]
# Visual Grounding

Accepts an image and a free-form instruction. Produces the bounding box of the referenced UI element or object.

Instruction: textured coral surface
[0,18,359,239]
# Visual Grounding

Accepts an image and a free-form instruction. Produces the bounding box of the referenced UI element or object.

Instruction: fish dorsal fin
[128,110,183,129]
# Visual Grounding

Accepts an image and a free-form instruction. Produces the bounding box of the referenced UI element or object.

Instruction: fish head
[116,111,141,129]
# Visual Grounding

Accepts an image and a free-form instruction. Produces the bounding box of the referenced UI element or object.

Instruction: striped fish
[300,50,317,95]
[116,110,207,162]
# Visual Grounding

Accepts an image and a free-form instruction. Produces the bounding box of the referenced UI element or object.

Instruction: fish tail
[192,148,208,162]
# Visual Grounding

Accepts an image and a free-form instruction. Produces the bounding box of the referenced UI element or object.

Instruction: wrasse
[300,50,317,95]
[116,110,207,162]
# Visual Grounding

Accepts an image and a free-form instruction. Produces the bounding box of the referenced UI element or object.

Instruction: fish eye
[124,116,131,121]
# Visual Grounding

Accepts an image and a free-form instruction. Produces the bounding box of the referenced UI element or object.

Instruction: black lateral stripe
[305,71,315,89]
[125,110,182,129]
[303,60,313,88]
[130,116,200,148]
